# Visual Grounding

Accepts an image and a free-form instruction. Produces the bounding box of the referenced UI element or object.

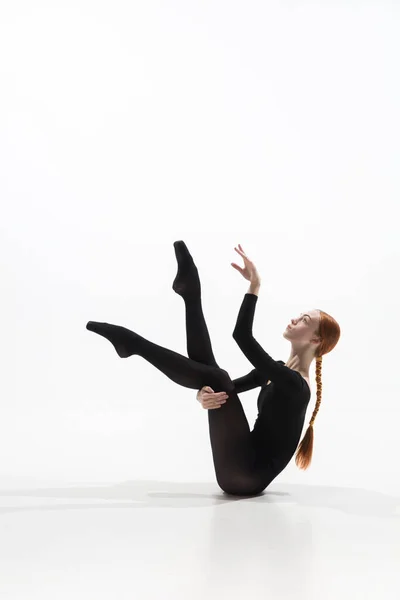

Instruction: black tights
[87,243,268,496]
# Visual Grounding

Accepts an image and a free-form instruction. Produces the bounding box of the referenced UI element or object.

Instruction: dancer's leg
[86,241,267,495]
[87,319,263,495]
[172,240,218,367]
[86,320,224,390]
[172,241,266,495]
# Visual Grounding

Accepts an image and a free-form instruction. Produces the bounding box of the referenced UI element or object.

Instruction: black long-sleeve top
[232,293,311,473]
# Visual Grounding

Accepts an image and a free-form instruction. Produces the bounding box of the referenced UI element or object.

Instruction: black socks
[172,240,201,299]
[86,322,140,358]
[86,241,201,359]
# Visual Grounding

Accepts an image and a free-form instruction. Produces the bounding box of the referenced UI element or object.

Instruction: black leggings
[88,271,269,496]
[170,293,267,496]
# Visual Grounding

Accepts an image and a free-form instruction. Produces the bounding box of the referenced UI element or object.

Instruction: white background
[0,3,399,598]
[1,0,398,493]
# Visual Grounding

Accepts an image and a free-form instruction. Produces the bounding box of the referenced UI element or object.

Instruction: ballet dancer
[86,241,340,497]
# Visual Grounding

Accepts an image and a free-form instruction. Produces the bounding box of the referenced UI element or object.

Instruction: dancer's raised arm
[231,245,299,389]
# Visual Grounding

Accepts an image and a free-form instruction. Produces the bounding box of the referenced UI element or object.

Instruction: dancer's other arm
[196,369,265,409]
[197,365,265,406]
[231,368,266,393]
[197,387,228,410]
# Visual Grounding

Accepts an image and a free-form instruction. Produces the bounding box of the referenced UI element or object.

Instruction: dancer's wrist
[248,281,261,296]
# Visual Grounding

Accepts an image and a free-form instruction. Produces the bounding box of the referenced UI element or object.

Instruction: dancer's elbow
[232,330,256,349]
[232,329,248,342]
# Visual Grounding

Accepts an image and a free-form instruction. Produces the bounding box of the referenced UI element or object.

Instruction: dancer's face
[283,309,321,346]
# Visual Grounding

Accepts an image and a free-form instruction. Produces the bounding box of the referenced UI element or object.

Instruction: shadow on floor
[0,480,399,518]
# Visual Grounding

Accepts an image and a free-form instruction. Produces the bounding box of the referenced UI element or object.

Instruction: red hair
[295,310,341,470]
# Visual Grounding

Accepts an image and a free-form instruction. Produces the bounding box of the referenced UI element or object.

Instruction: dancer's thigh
[206,368,261,490]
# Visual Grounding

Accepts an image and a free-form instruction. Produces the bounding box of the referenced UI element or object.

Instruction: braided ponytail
[295,355,323,470]
[294,307,340,470]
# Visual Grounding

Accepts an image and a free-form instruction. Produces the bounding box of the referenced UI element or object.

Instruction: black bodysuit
[232,294,311,484]
[87,266,311,497]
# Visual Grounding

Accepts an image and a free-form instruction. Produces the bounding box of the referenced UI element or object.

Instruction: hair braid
[294,308,340,470]
[295,355,323,470]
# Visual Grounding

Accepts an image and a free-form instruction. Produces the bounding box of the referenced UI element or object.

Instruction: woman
[86,241,340,497]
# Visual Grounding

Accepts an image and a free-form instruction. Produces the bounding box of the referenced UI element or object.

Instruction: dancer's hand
[197,386,229,410]
[231,244,261,285]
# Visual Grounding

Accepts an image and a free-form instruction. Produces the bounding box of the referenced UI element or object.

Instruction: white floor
[0,479,399,600]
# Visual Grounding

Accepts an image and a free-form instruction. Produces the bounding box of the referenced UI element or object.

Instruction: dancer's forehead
[299,310,320,323]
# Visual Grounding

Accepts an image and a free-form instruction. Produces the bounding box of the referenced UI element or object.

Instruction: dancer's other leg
[86,320,224,391]
[86,241,265,495]
[87,318,261,494]
[172,240,218,367]
[172,241,264,495]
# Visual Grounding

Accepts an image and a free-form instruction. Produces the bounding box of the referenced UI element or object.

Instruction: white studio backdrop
[0,1,398,495]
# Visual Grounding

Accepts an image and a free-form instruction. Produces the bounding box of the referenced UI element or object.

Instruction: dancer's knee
[210,367,234,393]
